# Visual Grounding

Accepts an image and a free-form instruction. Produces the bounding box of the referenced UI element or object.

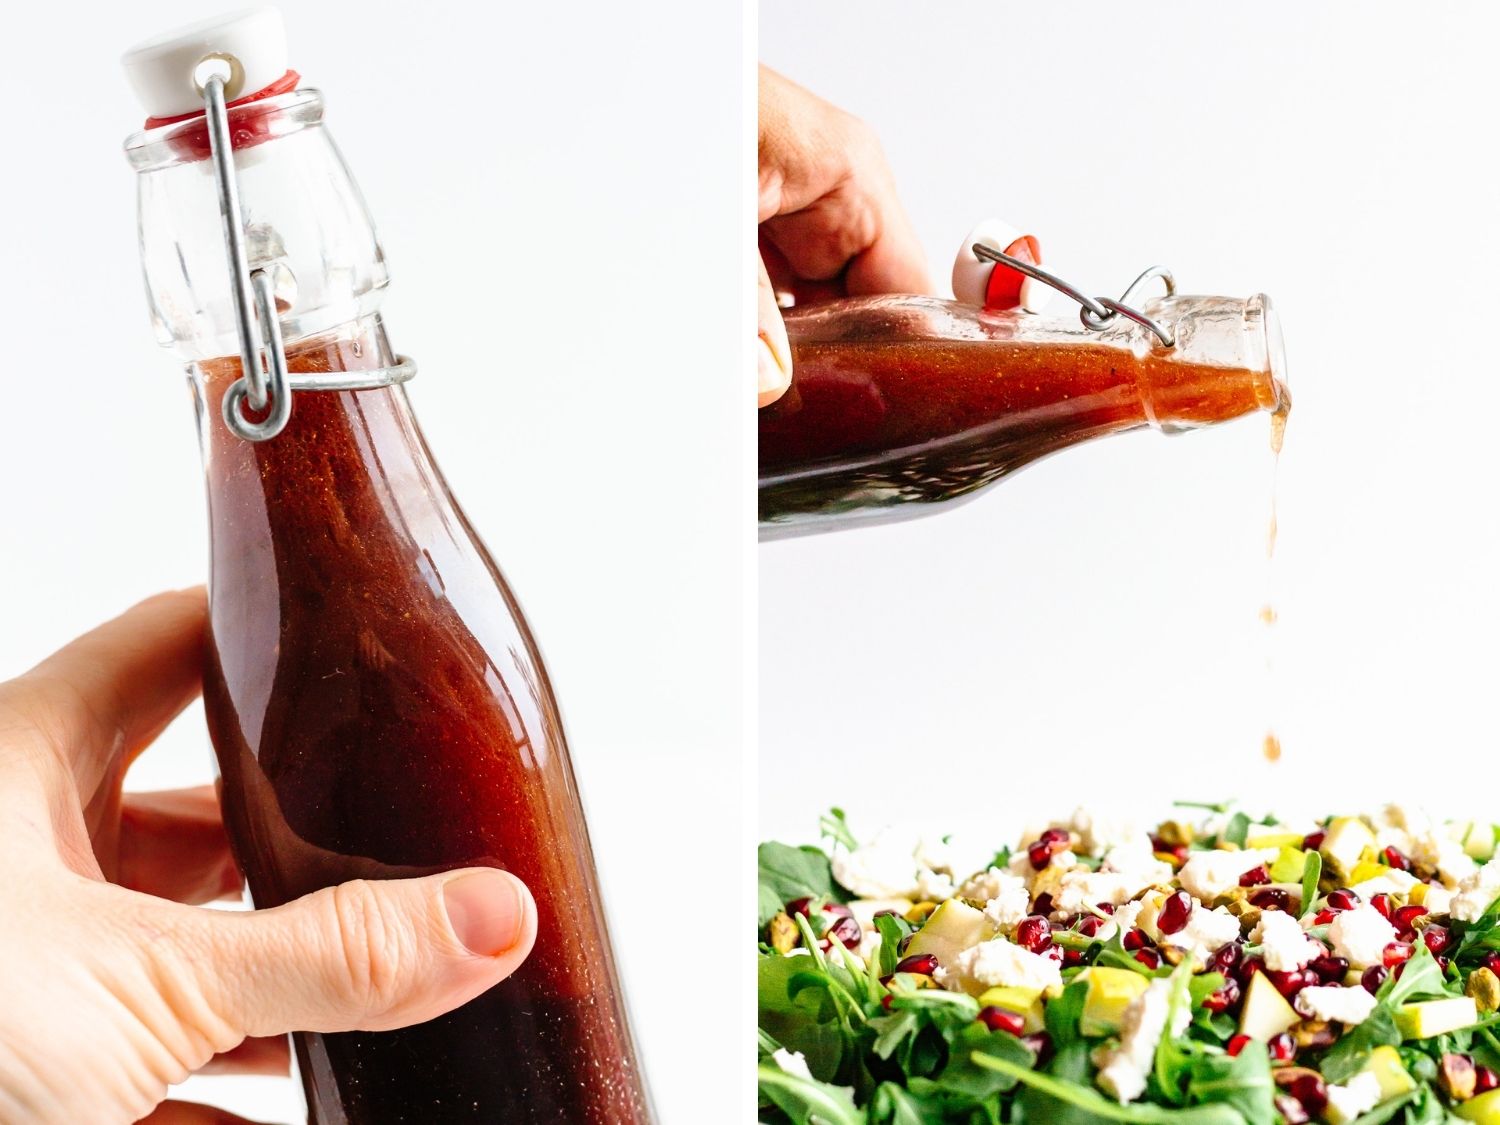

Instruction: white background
[0,1,742,1121]
[760,3,1500,847]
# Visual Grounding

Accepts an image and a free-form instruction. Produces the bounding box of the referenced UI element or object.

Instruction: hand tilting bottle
[759,222,1288,539]
[123,11,650,1122]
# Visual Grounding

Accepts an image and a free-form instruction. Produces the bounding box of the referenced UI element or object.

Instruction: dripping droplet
[1263,732,1282,762]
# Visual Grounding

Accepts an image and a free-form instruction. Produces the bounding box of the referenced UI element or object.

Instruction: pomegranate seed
[1040,827,1070,847]
[823,902,854,920]
[1485,952,1500,977]
[1239,865,1272,887]
[1393,904,1427,934]
[1075,915,1107,938]
[1268,1032,1296,1062]
[1158,891,1193,935]
[978,1006,1026,1035]
[1022,1031,1054,1067]
[1422,925,1452,956]
[1032,893,1055,917]
[1303,829,1327,851]
[1134,948,1162,970]
[1267,969,1314,998]
[1227,1034,1252,1057]
[1203,978,1241,1013]
[1122,927,1149,951]
[1027,842,1053,870]
[786,897,814,917]
[1042,945,1064,964]
[1383,941,1413,968]
[894,953,939,976]
[1097,902,1116,914]
[1478,1066,1499,1094]
[1237,956,1265,985]
[824,916,862,950]
[1151,836,1189,863]
[1361,965,1388,994]
[1312,909,1337,925]
[1062,948,1086,967]
[1384,846,1413,872]
[1437,954,1451,973]
[872,908,900,921]
[1274,1095,1310,1124]
[1326,888,1360,912]
[1371,893,1394,920]
[1208,941,1243,976]
[1286,1072,1328,1114]
[881,994,894,1011]
[897,934,913,955]
[1250,887,1291,912]
[1309,954,1350,984]
[1016,915,1053,952]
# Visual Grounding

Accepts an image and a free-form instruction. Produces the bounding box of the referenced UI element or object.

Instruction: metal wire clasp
[200,69,415,442]
[971,243,1179,348]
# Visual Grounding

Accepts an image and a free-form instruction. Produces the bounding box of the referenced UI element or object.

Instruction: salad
[757,805,1500,1124]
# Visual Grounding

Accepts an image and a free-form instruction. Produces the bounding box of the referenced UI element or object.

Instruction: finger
[196,1035,290,1077]
[189,868,536,1038]
[118,785,242,905]
[137,1100,270,1124]
[844,182,932,298]
[758,254,792,407]
[0,588,205,799]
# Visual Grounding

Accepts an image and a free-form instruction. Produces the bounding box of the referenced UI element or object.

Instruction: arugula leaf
[1173,801,1231,815]
[1318,1004,1400,1083]
[1222,813,1250,849]
[931,1021,1033,1101]
[759,954,857,1082]
[820,808,859,852]
[876,913,912,978]
[757,1061,863,1125]
[759,841,848,926]
[1298,850,1321,920]
[1384,941,1452,1006]
[974,1050,1251,1122]
[1152,965,1195,1106]
[1183,1043,1274,1125]
[868,1081,941,1124]
[1046,979,1091,1050]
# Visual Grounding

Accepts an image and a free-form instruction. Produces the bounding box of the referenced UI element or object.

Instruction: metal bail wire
[200,67,416,443]
[971,244,1179,348]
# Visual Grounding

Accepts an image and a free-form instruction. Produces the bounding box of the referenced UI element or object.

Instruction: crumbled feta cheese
[1411,831,1479,887]
[915,835,994,888]
[916,867,957,902]
[1295,984,1377,1026]
[947,939,1062,993]
[831,834,922,899]
[1349,869,1420,898]
[1452,860,1500,922]
[1055,871,1141,915]
[1112,900,1145,936]
[1093,978,1191,1103]
[1328,903,1398,968]
[1101,843,1175,891]
[979,875,1032,931]
[1177,849,1277,902]
[1325,1071,1382,1121]
[1253,909,1321,971]
[1067,807,1147,855]
[1162,904,1241,963]
[857,927,882,965]
[1424,885,1455,915]
[771,1048,813,1080]
[1049,850,1080,873]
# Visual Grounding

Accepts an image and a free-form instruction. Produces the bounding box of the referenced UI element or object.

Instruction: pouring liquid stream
[1261,387,1291,763]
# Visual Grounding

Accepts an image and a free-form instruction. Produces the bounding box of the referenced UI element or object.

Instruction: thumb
[194,868,535,1038]
[757,253,792,407]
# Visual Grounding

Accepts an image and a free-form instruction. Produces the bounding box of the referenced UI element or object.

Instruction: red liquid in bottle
[759,297,1285,533]
[196,323,650,1122]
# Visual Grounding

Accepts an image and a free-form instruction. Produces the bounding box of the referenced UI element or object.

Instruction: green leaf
[1222,813,1251,849]
[1153,965,1195,1106]
[932,1022,1032,1101]
[868,1082,942,1125]
[1298,851,1321,920]
[1047,978,1091,1050]
[1183,1043,1274,1125]
[1384,940,1452,1006]
[1318,1004,1400,1084]
[759,841,847,926]
[1174,800,1232,815]
[757,1062,863,1125]
[820,808,860,852]
[758,954,856,1082]
[973,1050,1250,1122]
[876,913,911,978]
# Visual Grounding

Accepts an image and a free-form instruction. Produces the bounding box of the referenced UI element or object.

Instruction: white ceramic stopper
[951,218,1051,313]
[122,7,288,119]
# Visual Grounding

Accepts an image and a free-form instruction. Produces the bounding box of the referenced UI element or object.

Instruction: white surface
[0,1,740,1121]
[122,6,286,117]
[759,2,1500,846]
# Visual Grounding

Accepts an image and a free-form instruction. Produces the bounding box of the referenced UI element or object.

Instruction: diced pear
[1458,1088,1500,1124]
[1456,822,1499,861]
[1135,890,1169,942]
[903,900,993,971]
[1079,968,1151,1037]
[1364,1044,1417,1100]
[977,985,1045,1033]
[1269,847,1308,884]
[1349,860,1389,885]
[1321,817,1376,879]
[1247,831,1305,849]
[1395,996,1479,1040]
[1238,970,1300,1041]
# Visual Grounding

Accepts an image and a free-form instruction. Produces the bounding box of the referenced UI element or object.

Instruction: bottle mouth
[123,87,324,172]
[1247,292,1289,413]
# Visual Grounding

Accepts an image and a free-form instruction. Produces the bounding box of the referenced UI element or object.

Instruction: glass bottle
[759,292,1287,539]
[124,64,651,1125]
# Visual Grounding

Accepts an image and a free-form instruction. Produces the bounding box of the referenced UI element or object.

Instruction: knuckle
[327,881,409,1017]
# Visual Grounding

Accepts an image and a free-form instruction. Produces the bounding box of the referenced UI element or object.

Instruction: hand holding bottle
[757,65,931,406]
[0,590,537,1124]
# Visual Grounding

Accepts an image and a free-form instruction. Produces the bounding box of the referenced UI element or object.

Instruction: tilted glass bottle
[759,292,1287,539]
[124,62,651,1125]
